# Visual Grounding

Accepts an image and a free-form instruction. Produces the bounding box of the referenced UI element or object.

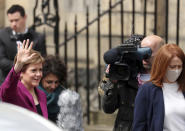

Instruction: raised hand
[14,39,35,73]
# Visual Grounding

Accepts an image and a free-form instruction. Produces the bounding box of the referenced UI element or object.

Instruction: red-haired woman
[133,44,185,131]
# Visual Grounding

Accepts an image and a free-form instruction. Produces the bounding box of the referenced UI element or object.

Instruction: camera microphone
[104,46,152,64]
[103,47,121,64]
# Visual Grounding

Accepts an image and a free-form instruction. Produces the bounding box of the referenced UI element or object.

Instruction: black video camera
[103,34,152,81]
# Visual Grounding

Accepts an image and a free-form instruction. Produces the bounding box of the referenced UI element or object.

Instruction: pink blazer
[0,67,48,118]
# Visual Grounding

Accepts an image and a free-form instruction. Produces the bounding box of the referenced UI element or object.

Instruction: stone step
[89,110,116,125]
[83,110,117,130]
[84,124,113,131]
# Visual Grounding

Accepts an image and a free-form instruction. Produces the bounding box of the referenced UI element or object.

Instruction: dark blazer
[0,27,46,80]
[133,82,185,131]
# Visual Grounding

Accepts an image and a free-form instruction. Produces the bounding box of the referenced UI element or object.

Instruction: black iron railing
[59,0,157,124]
[32,0,60,55]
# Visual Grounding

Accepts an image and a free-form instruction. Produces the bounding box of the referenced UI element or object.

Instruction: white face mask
[165,69,182,82]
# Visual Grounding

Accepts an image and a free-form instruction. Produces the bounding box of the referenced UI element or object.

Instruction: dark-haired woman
[38,55,66,123]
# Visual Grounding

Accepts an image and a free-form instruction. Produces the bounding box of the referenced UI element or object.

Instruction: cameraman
[98,35,164,131]
[138,35,165,85]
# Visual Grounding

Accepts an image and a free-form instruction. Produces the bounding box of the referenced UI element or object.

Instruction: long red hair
[150,44,185,91]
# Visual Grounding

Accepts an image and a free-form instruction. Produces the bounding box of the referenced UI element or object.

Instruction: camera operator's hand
[105,64,118,83]
[98,64,117,96]
[98,76,114,96]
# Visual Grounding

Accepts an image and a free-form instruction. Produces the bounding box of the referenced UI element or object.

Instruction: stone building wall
[3,0,158,58]
[3,0,185,56]
[0,0,5,28]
